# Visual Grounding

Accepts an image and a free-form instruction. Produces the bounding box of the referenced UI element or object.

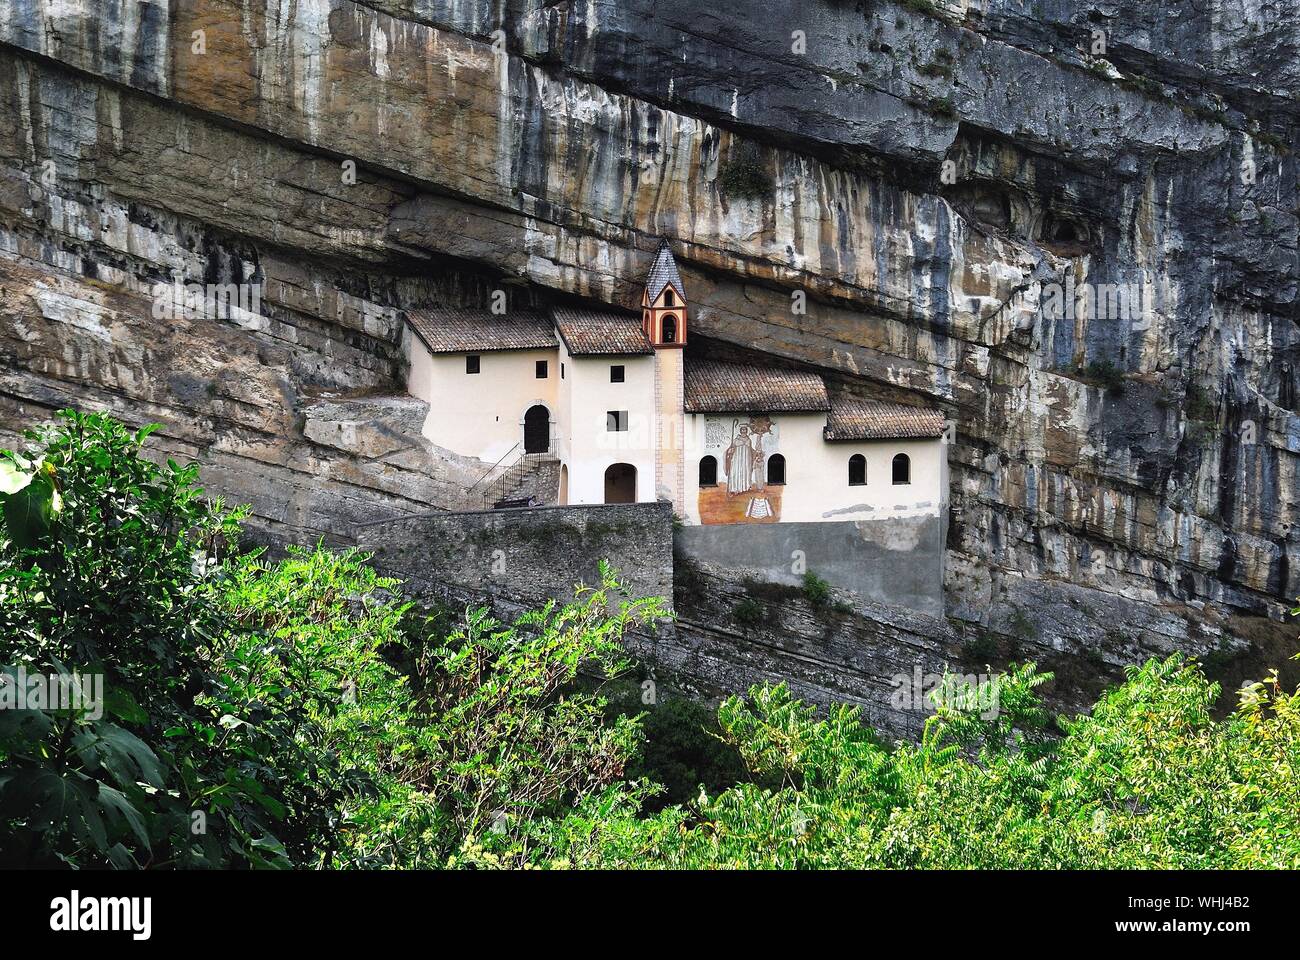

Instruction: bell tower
[642,239,687,513]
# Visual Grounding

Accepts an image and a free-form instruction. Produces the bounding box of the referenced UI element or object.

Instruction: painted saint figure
[725,424,758,496]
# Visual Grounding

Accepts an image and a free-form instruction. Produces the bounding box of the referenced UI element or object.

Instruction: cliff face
[0,1,1296,696]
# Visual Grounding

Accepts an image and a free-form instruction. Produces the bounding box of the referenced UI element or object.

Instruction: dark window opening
[535,359,548,379]
[662,315,677,343]
[664,288,675,307]
[611,365,625,383]
[699,455,717,486]
[561,362,565,379]
[892,453,910,485]
[607,410,628,432]
[766,454,786,485]
[849,454,866,486]
[466,355,480,374]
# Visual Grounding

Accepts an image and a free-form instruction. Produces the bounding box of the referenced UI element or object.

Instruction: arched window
[848,454,866,486]
[699,455,718,486]
[766,454,786,485]
[664,288,675,307]
[661,314,677,343]
[892,453,910,485]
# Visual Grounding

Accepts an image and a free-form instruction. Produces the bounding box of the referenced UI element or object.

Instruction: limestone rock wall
[0,0,1296,709]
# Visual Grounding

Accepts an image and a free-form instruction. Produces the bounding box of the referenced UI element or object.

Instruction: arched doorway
[523,404,550,453]
[603,463,636,504]
[559,464,569,505]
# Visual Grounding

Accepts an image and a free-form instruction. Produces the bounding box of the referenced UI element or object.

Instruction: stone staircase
[461,443,561,510]
[490,454,560,508]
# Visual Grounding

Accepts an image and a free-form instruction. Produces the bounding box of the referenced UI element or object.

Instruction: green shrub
[1083,359,1126,392]
[1185,383,1217,422]
[357,571,667,869]
[802,571,831,607]
[900,0,939,15]
[718,143,773,200]
[929,96,959,120]
[732,597,766,627]
[621,694,757,810]
[962,631,999,663]
[550,656,1300,869]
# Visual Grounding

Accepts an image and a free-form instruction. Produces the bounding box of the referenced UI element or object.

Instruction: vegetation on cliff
[1,413,1296,869]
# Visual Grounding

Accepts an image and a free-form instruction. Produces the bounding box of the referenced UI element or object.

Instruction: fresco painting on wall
[698,415,782,524]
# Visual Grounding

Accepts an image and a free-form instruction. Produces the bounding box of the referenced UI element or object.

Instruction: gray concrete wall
[674,515,945,617]
[356,500,675,614]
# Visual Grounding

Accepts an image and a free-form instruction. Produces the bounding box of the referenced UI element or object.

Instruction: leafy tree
[339,572,668,868]
[0,411,669,870]
[2,409,1296,871]
[540,657,1300,869]
[0,412,400,867]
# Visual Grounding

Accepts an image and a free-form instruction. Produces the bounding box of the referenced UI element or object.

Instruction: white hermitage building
[404,241,949,526]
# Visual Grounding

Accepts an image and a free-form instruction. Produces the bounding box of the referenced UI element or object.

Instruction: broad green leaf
[1,474,57,549]
[104,688,149,726]
[97,784,152,851]
[0,459,32,495]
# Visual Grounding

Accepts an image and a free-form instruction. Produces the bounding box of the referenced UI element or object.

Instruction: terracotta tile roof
[823,397,946,441]
[684,359,830,413]
[406,307,556,353]
[645,239,685,303]
[552,307,653,356]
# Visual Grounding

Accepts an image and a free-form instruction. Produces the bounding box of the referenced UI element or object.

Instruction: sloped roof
[823,397,946,441]
[645,239,685,304]
[406,307,556,353]
[552,307,653,356]
[684,359,830,413]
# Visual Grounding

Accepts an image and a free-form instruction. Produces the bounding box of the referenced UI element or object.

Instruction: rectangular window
[607,410,628,432]
[561,362,565,380]
[466,355,480,374]
[535,360,548,379]
[610,364,625,383]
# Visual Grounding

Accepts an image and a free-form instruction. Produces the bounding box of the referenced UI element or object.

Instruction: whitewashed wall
[680,411,947,524]
[559,348,656,504]
[409,339,559,463]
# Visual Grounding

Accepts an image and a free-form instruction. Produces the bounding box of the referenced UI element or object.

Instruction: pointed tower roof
[644,239,685,304]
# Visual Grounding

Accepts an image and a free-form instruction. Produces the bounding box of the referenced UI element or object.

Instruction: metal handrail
[481,439,557,508]
[463,441,520,500]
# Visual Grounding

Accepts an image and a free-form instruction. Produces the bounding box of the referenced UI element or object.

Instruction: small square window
[610,365,625,383]
[466,355,480,374]
[607,410,628,432]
